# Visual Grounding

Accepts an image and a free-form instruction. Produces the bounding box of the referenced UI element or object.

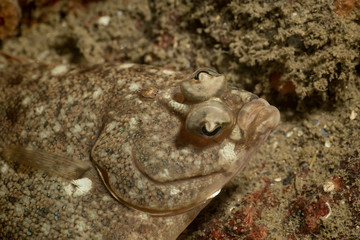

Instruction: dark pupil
[202,125,222,136]
[194,71,209,80]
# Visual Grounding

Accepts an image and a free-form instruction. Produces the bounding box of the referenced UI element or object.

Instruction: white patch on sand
[97,16,111,26]
[51,65,68,76]
[118,63,134,69]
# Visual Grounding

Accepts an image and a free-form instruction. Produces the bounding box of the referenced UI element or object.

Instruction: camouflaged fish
[0,63,280,239]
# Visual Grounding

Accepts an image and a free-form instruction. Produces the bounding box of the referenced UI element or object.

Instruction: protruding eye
[180,68,227,102]
[186,100,234,138]
[193,69,220,80]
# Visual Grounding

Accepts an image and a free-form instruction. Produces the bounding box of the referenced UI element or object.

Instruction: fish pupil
[194,70,209,80]
[202,125,222,136]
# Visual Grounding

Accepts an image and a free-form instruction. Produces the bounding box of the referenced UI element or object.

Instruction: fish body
[0,63,279,239]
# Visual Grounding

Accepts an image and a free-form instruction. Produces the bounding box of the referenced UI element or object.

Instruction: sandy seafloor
[1,0,359,239]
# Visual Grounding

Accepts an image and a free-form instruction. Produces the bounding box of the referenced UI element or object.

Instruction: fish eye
[180,68,226,102]
[185,100,234,139]
[193,68,220,80]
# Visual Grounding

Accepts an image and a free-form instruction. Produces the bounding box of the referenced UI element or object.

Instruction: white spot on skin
[129,117,137,130]
[219,142,237,166]
[117,79,125,85]
[40,223,50,235]
[106,121,117,132]
[156,151,165,158]
[22,96,31,105]
[20,130,27,138]
[129,82,140,91]
[1,163,9,174]
[93,88,103,99]
[123,143,131,155]
[170,187,180,195]
[156,77,164,84]
[39,131,51,139]
[67,145,74,154]
[72,124,82,133]
[51,65,68,76]
[36,106,44,114]
[67,96,74,104]
[14,203,24,216]
[75,219,87,232]
[102,195,111,201]
[53,122,61,132]
[138,213,149,220]
[64,184,73,196]
[69,178,93,197]
[194,159,201,166]
[162,69,175,75]
[158,168,170,179]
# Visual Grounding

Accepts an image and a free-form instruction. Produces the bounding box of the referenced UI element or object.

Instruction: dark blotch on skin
[7,73,23,86]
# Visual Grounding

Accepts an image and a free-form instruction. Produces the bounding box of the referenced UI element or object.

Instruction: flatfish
[0,63,280,239]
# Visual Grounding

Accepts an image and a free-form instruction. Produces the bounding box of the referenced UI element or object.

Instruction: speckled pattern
[0,63,279,239]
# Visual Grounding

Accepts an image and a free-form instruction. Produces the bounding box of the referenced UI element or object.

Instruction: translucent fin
[0,144,92,180]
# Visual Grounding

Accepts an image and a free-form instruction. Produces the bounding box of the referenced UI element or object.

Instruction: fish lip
[238,98,279,129]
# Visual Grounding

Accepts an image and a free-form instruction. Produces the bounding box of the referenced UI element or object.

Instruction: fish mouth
[94,162,224,216]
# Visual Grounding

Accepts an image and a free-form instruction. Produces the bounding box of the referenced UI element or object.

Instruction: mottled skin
[0,63,279,239]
